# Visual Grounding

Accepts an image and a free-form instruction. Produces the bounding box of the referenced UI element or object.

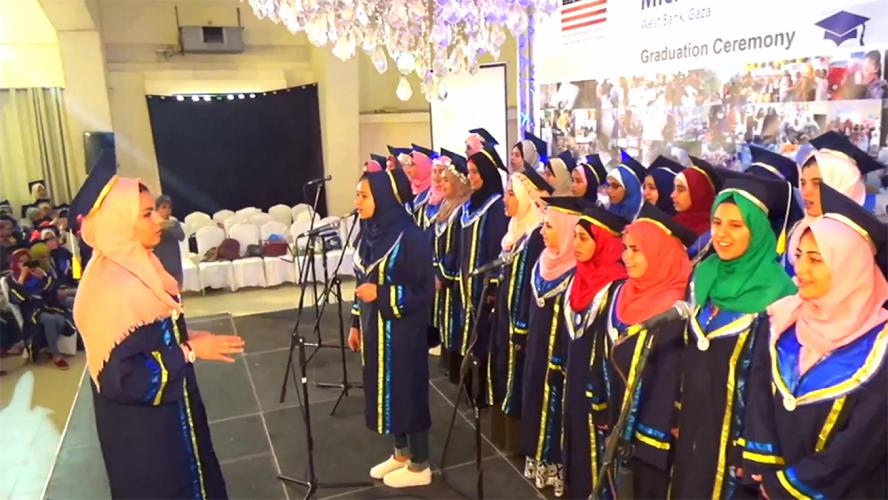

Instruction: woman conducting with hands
[348,168,436,489]
[72,159,243,499]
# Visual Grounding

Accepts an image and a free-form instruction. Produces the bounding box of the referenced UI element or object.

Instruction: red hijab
[616,220,692,325]
[673,167,715,235]
[9,248,30,276]
[569,221,626,312]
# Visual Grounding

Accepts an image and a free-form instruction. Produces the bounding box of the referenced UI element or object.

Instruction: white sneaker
[383,465,432,488]
[369,456,407,480]
[428,345,442,356]
[524,458,536,479]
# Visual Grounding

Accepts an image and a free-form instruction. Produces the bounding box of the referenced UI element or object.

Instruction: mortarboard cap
[748,146,800,188]
[649,155,685,175]
[635,202,698,248]
[468,128,498,146]
[810,130,884,176]
[619,149,647,183]
[388,168,414,205]
[556,150,577,172]
[370,153,388,166]
[411,144,438,159]
[545,196,628,236]
[541,196,586,215]
[688,155,723,193]
[387,145,412,157]
[523,131,548,160]
[441,148,469,179]
[69,149,117,234]
[579,155,608,186]
[819,183,888,278]
[484,146,508,172]
[720,173,793,249]
[814,11,869,46]
[518,168,555,194]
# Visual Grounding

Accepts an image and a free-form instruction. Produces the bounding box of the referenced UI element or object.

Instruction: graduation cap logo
[815,11,869,46]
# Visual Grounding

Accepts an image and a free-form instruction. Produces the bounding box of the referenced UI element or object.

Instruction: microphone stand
[439,259,508,500]
[589,324,652,500]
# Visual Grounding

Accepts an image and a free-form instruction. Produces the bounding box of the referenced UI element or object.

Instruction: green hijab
[693,192,796,313]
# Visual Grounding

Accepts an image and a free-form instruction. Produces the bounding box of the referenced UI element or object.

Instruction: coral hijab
[74,177,181,389]
[569,220,626,313]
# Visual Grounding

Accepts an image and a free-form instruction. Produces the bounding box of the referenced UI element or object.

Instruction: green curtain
[0,88,76,214]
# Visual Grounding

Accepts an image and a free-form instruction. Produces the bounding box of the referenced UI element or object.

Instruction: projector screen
[431,63,508,164]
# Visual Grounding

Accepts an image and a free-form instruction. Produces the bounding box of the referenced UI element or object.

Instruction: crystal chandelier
[244,0,557,101]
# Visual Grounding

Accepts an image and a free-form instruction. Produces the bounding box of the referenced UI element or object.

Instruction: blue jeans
[394,432,430,470]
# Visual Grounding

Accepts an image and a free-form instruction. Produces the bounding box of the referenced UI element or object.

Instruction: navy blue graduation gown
[488,228,544,416]
[561,279,617,500]
[353,225,434,435]
[457,195,507,360]
[434,207,464,375]
[742,318,888,499]
[671,301,762,499]
[92,313,227,499]
[519,263,574,463]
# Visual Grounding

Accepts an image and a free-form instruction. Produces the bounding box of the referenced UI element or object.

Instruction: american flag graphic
[561,0,608,33]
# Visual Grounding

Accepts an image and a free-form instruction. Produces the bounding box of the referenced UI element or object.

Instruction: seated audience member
[7,246,71,369]
[153,195,185,288]
[31,237,76,310]
[0,215,25,270]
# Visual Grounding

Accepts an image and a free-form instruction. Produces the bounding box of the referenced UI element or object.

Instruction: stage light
[238,94,245,99]
[176,95,185,101]
[191,96,200,102]
[227,95,234,100]
[249,93,256,98]
[202,95,211,102]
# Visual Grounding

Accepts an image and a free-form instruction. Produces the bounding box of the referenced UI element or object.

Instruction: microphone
[306,175,332,186]
[469,254,513,277]
[636,300,692,331]
[300,209,357,237]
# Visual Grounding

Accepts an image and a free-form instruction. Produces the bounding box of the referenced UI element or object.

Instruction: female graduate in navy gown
[570,155,607,204]
[605,151,646,222]
[543,151,575,197]
[457,148,507,385]
[596,204,696,499]
[435,149,471,381]
[488,169,551,453]
[348,168,435,488]
[742,185,888,499]
[405,144,436,229]
[642,155,683,215]
[520,197,580,495]
[73,169,241,499]
[671,176,797,499]
[560,200,626,500]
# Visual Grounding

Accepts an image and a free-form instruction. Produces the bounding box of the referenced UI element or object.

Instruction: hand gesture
[355,283,378,302]
[348,327,361,352]
[188,333,245,363]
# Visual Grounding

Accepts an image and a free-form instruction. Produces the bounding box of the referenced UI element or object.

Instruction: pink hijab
[768,217,888,374]
[364,160,383,173]
[539,207,579,280]
[410,151,433,195]
[429,157,446,206]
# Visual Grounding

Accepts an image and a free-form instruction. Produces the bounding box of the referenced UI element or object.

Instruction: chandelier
[244,0,557,101]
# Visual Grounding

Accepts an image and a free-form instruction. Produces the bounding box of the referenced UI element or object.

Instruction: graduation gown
[599,283,686,499]
[742,318,888,500]
[434,207,464,379]
[353,224,434,435]
[671,301,762,499]
[561,279,616,500]
[457,195,508,360]
[519,262,574,463]
[488,228,544,416]
[92,313,227,499]
[411,189,438,231]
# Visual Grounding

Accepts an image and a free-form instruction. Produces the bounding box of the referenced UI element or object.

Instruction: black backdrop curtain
[147,84,325,219]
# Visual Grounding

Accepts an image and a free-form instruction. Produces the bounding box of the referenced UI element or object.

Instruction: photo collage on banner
[534,0,888,183]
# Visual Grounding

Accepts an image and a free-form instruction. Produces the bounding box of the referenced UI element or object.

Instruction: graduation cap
[387,168,414,205]
[440,148,469,180]
[618,149,647,183]
[468,128,498,146]
[579,155,608,186]
[720,174,793,251]
[635,202,698,248]
[387,145,412,158]
[649,155,684,175]
[523,131,548,160]
[518,168,555,194]
[69,149,117,235]
[814,11,869,46]
[542,196,627,236]
[687,155,722,193]
[748,146,800,187]
[820,183,888,277]
[370,153,388,166]
[556,150,577,172]
[411,144,438,159]
[485,146,508,172]
[540,196,586,215]
[810,130,885,176]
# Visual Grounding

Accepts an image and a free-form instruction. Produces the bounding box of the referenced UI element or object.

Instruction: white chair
[223,214,247,235]
[261,220,298,286]
[248,212,273,227]
[228,223,267,290]
[212,209,235,225]
[0,276,24,331]
[291,204,313,225]
[236,207,260,218]
[178,237,202,293]
[184,212,213,235]
[268,204,293,226]
[195,226,234,290]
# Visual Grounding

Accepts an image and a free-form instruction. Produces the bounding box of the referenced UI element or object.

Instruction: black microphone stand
[589,323,652,500]
[438,259,508,500]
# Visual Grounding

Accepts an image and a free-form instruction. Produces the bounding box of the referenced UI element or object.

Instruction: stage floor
[45,306,550,499]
